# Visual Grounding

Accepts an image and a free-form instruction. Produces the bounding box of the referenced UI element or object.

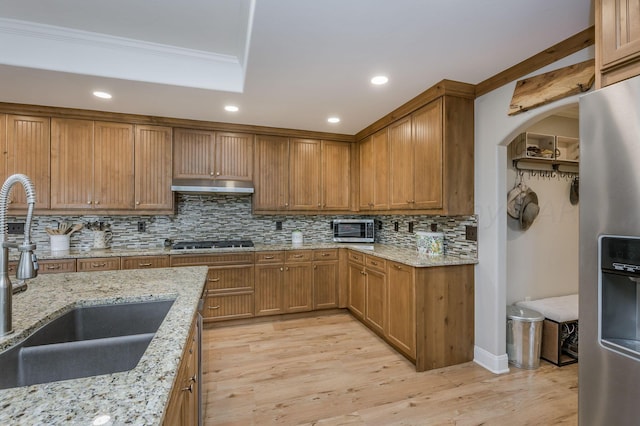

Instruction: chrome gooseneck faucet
[0,174,39,336]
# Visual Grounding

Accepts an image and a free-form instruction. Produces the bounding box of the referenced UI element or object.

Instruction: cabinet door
[204,293,254,320]
[51,118,94,209]
[204,265,254,294]
[371,129,390,210]
[388,116,413,209]
[284,262,313,312]
[254,264,284,316]
[313,261,339,309]
[386,261,416,359]
[121,255,170,270]
[215,132,253,181]
[77,257,121,272]
[289,138,320,210]
[365,268,386,335]
[359,135,374,210]
[253,135,289,211]
[412,99,443,209]
[173,128,215,179]
[135,125,173,211]
[321,140,350,210]
[94,122,135,209]
[347,261,366,319]
[600,0,640,75]
[6,115,50,210]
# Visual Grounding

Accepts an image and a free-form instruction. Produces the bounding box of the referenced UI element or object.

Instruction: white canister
[50,234,70,252]
[291,230,303,245]
[416,231,444,256]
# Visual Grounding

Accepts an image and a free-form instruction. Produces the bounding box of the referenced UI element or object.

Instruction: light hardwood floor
[202,312,577,425]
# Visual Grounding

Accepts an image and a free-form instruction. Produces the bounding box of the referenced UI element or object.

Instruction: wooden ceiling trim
[354,79,475,141]
[475,26,595,98]
[0,102,356,143]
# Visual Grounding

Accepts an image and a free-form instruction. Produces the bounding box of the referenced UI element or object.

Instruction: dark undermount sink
[0,298,175,390]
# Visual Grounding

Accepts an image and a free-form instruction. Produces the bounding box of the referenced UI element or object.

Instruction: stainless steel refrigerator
[580,74,640,425]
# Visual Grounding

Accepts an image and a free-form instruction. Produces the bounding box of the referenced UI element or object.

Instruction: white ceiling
[0,0,593,135]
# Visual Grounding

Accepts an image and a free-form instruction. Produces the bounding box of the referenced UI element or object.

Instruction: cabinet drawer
[203,292,254,320]
[313,249,338,261]
[365,255,386,272]
[77,257,121,272]
[38,259,77,274]
[286,250,313,263]
[121,255,170,270]
[347,251,365,265]
[205,265,254,294]
[170,252,254,267]
[255,251,285,264]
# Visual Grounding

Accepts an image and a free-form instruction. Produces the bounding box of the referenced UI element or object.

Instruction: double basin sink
[0,298,174,390]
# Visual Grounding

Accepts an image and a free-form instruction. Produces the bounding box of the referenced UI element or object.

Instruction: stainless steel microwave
[332,219,375,243]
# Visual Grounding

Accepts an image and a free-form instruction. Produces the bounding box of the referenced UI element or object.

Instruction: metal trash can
[506,305,544,369]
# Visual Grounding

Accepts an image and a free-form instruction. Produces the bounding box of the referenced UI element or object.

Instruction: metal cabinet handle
[46,265,61,270]
[293,254,303,258]
[264,256,275,259]
[393,264,403,270]
[182,383,194,393]
[371,261,378,266]
[280,267,284,271]
[139,263,152,267]
[321,253,330,257]
[209,305,221,310]
[314,265,317,269]
[91,263,107,267]
[209,277,220,282]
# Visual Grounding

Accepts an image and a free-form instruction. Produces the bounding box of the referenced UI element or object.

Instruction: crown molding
[0,17,245,91]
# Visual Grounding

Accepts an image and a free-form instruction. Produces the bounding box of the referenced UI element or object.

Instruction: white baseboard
[473,345,510,374]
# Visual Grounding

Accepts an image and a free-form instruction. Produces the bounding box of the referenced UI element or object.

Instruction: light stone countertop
[0,266,208,425]
[32,242,478,267]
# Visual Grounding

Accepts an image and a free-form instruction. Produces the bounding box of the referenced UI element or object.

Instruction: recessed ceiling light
[327,117,340,124]
[371,76,389,85]
[224,105,239,112]
[93,91,112,99]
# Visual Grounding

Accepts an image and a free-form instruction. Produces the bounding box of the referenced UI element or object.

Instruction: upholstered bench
[516,294,578,366]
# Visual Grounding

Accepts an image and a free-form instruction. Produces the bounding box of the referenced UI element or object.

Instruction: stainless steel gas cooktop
[171,240,254,250]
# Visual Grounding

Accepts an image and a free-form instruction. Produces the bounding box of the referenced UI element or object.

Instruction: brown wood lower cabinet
[386,261,416,359]
[313,248,339,309]
[254,251,286,316]
[38,259,77,274]
[164,314,200,425]
[121,255,169,269]
[170,253,255,322]
[348,253,387,336]
[347,250,474,372]
[76,257,121,272]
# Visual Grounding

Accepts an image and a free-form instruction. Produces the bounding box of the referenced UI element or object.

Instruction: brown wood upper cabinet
[3,115,51,211]
[173,128,253,181]
[50,119,172,213]
[253,135,289,211]
[359,128,389,210]
[134,125,173,211]
[598,0,640,87]
[51,119,135,210]
[389,101,442,210]
[362,94,473,215]
[254,136,351,213]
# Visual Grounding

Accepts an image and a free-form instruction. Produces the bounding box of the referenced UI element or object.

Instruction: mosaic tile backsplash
[9,194,478,258]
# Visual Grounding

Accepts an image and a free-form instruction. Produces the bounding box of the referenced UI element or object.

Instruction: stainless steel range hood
[171,178,254,194]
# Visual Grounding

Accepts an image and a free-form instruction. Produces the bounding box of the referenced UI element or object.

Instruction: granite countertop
[33,243,478,267]
[0,266,208,425]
